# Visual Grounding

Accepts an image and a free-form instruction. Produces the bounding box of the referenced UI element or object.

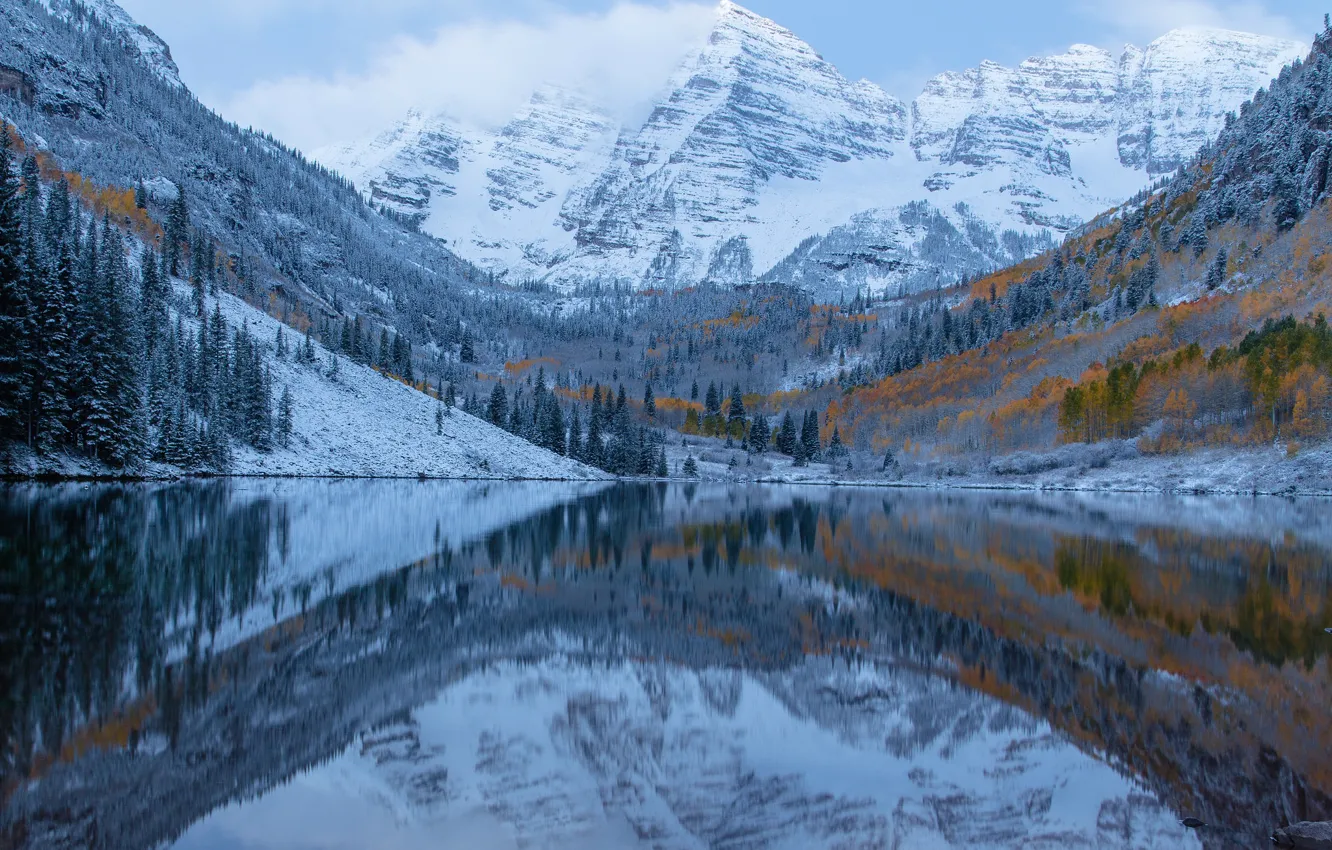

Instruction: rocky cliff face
[321,2,1304,297]
[36,0,182,88]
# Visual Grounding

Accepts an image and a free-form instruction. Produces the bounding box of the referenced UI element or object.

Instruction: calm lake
[1,480,1330,849]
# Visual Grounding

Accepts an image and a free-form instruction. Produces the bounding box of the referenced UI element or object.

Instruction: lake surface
[2,480,1330,850]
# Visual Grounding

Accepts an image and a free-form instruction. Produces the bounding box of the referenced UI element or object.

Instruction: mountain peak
[327,5,1309,296]
[710,0,824,61]
[1134,26,1306,68]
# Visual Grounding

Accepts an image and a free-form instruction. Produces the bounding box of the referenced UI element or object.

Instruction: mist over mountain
[320,1,1303,298]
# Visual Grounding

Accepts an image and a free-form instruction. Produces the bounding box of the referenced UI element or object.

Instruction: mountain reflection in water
[2,480,1330,849]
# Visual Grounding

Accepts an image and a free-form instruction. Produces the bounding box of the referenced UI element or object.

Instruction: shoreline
[4,469,1330,499]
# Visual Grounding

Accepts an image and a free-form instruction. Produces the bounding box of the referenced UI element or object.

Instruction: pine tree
[683,455,698,477]
[727,383,746,436]
[655,446,668,478]
[826,426,848,460]
[0,130,27,441]
[748,415,770,454]
[568,405,583,460]
[800,410,820,461]
[488,384,508,427]
[435,402,444,436]
[459,331,475,363]
[586,406,603,468]
[165,183,189,278]
[377,328,390,370]
[1206,248,1229,291]
[140,248,165,355]
[643,383,656,417]
[278,385,293,447]
[542,395,566,455]
[793,431,809,467]
[343,319,356,361]
[29,243,72,452]
[777,411,797,455]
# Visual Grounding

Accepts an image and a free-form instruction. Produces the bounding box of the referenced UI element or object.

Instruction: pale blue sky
[116,0,1325,152]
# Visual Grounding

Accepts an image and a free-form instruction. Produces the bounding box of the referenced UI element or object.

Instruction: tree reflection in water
[1,481,1329,849]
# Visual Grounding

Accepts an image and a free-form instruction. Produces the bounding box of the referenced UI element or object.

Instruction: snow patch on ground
[204,285,606,480]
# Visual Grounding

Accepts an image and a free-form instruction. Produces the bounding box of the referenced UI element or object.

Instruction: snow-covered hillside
[321,1,1304,298]
[199,283,607,481]
[36,0,182,87]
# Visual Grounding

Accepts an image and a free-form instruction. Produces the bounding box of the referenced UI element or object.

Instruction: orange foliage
[504,357,558,376]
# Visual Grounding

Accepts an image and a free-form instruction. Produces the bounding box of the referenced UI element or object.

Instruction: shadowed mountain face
[2,482,1331,849]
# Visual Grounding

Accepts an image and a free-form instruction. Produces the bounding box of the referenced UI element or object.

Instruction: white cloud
[1079,0,1303,43]
[218,1,717,154]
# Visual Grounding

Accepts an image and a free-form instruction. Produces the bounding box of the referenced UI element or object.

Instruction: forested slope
[0,0,619,479]
[819,19,1332,489]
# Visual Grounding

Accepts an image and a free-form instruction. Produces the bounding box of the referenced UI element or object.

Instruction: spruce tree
[488,384,508,427]
[801,410,821,460]
[29,248,72,452]
[705,382,720,416]
[748,415,770,454]
[140,249,165,356]
[0,130,27,441]
[278,385,293,447]
[1206,248,1229,291]
[586,407,603,468]
[727,384,746,435]
[826,426,847,460]
[165,183,189,277]
[777,411,797,455]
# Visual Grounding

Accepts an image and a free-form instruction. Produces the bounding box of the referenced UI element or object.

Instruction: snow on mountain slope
[187,280,608,481]
[37,0,182,87]
[179,656,1194,849]
[321,2,1304,297]
[319,86,622,278]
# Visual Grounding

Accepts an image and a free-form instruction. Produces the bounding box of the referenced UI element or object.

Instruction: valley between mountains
[0,0,1330,494]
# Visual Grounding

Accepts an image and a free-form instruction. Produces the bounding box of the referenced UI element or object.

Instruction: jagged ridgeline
[0,0,656,477]
[831,18,1332,460]
[0,0,618,394]
[0,0,470,338]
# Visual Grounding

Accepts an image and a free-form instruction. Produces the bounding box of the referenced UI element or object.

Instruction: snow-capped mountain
[320,1,1305,297]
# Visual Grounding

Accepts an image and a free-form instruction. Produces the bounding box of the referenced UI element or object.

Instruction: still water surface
[2,480,1330,849]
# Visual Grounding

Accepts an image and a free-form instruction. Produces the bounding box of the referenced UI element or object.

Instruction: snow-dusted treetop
[38,0,182,88]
